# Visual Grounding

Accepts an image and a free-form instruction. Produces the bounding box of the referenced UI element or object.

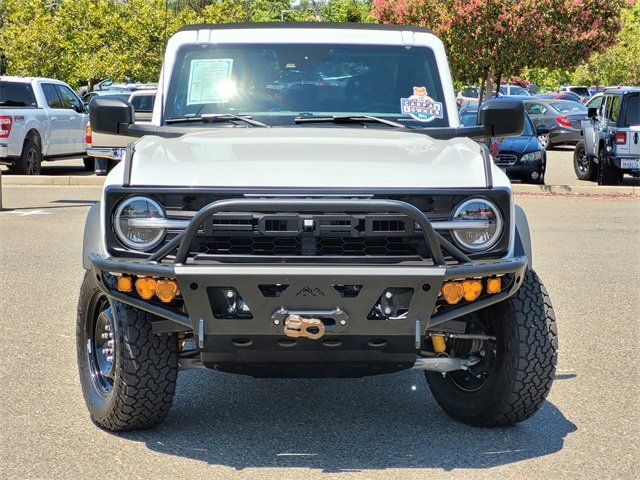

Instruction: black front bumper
[89,198,527,376]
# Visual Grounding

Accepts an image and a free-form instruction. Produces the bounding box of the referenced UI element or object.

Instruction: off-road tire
[83,157,94,171]
[13,139,42,175]
[573,140,597,181]
[77,271,178,431]
[426,269,557,427]
[597,150,622,185]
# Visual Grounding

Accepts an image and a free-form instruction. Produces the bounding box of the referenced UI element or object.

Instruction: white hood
[127,127,492,189]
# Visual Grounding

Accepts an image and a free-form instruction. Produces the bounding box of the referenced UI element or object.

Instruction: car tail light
[0,115,12,138]
[555,115,572,128]
[85,123,92,145]
[614,131,627,145]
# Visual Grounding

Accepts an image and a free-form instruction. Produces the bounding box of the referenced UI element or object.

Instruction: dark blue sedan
[459,106,548,184]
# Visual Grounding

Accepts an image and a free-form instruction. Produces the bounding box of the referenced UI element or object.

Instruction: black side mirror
[479,99,524,137]
[588,107,598,119]
[89,96,133,134]
[536,126,550,135]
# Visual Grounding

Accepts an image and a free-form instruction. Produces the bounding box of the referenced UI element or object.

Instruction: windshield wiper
[165,114,269,127]
[294,115,406,128]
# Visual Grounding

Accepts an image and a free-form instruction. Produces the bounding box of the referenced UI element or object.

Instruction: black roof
[178,22,433,34]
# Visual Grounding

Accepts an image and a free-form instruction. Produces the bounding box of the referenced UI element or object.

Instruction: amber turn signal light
[462,280,482,301]
[135,277,157,300]
[486,277,502,294]
[441,282,465,304]
[117,275,133,293]
[156,279,179,303]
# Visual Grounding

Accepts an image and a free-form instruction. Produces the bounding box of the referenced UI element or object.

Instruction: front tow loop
[283,314,325,340]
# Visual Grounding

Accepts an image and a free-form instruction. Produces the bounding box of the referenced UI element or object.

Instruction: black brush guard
[90,198,527,376]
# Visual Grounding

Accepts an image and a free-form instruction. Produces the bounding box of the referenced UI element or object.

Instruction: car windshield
[164,43,448,127]
[569,87,590,96]
[461,87,479,98]
[503,85,529,96]
[459,111,478,127]
[551,101,587,114]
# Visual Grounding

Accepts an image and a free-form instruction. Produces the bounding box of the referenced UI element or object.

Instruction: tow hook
[283,314,325,340]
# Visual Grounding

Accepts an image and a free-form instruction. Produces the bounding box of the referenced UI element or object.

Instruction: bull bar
[89,198,528,335]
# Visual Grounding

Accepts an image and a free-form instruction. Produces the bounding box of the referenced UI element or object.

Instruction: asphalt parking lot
[0,185,638,479]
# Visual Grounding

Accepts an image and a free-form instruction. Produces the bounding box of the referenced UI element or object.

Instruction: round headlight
[113,196,165,251]
[452,198,503,252]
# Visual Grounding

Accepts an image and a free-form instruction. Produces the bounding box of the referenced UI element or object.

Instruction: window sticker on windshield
[400,86,443,122]
[186,59,234,105]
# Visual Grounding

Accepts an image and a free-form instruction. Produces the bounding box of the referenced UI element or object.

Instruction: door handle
[634,132,638,144]
[50,116,58,121]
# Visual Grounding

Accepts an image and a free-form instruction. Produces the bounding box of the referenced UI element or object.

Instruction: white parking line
[2,209,51,216]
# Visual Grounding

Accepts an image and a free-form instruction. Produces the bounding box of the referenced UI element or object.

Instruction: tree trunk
[484,68,496,101]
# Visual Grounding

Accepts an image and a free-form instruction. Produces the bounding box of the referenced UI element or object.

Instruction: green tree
[0,0,197,88]
[200,0,251,23]
[0,0,62,80]
[320,0,375,22]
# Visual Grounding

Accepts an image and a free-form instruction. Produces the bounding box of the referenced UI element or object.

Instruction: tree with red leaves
[372,0,629,98]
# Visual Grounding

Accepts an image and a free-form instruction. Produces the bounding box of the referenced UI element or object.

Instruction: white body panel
[0,76,88,159]
[126,127,508,189]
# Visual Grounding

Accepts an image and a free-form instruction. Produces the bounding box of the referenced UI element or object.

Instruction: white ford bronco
[78,23,557,431]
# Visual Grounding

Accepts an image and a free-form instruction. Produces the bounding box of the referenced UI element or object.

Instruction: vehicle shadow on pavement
[117,369,577,472]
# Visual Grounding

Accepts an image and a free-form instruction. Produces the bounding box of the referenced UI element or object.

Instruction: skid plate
[175,264,445,344]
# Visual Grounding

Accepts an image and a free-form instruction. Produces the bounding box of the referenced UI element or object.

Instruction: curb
[512,184,639,196]
[1,175,105,186]
[1,175,639,195]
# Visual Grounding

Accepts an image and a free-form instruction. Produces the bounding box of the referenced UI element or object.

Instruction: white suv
[78,22,557,431]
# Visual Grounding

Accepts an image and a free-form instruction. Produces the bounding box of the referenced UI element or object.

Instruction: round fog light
[531,171,539,180]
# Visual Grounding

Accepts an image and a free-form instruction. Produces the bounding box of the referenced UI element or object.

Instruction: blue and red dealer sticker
[400,86,443,122]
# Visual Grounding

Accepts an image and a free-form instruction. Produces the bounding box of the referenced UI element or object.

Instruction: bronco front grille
[104,188,512,261]
[193,215,426,258]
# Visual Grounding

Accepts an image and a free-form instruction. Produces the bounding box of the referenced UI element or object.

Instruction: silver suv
[574,87,640,184]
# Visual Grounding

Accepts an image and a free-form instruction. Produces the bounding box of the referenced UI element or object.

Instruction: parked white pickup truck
[0,76,89,174]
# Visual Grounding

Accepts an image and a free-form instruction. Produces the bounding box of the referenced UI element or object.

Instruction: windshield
[461,87,479,98]
[459,111,478,127]
[569,87,590,96]
[164,43,448,127]
[501,85,530,96]
[551,101,587,114]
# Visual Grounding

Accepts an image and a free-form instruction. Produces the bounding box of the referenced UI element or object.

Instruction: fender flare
[82,202,106,269]
[514,203,532,267]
